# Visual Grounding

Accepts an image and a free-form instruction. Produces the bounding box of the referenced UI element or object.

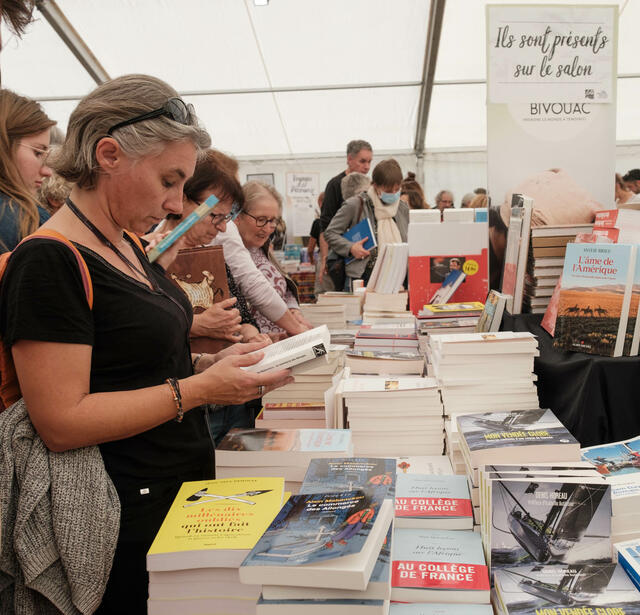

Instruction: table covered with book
[502,312,640,448]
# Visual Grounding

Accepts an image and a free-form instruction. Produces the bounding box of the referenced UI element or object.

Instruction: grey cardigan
[324,192,410,279]
[0,399,120,614]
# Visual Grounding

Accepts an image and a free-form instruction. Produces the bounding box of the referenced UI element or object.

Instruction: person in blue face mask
[324,158,409,290]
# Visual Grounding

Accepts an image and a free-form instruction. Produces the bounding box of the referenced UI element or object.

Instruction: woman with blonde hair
[0,89,55,251]
[0,74,292,613]
[235,181,311,337]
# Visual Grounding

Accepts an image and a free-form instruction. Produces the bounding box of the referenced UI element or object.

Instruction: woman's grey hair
[50,74,211,190]
[341,172,370,200]
[242,180,283,212]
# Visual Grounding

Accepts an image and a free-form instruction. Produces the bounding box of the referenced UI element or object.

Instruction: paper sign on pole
[488,4,615,105]
[487,4,617,214]
[286,172,320,237]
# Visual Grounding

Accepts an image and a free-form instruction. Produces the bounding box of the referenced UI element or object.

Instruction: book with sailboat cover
[457,409,580,482]
[487,477,611,582]
[494,563,640,615]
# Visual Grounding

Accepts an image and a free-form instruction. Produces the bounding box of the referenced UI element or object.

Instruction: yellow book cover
[423,301,485,313]
[147,476,285,570]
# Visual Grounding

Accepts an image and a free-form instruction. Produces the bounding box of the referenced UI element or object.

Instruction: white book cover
[243,325,331,373]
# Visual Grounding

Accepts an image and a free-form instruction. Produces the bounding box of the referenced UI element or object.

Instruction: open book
[243,325,331,373]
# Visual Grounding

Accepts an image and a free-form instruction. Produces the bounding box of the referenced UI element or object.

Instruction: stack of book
[390,605,492,615]
[408,214,489,315]
[354,323,419,354]
[615,537,640,591]
[290,270,316,302]
[366,243,409,295]
[259,346,345,410]
[299,303,347,330]
[361,308,415,328]
[390,528,490,605]
[215,428,354,494]
[345,349,425,375]
[525,223,593,314]
[456,408,582,536]
[581,434,640,543]
[429,332,540,416]
[341,376,444,456]
[444,416,468,475]
[479,463,611,584]
[146,476,285,615]
[239,488,394,614]
[256,403,326,430]
[417,301,484,322]
[254,457,395,613]
[316,291,364,321]
[493,563,640,615]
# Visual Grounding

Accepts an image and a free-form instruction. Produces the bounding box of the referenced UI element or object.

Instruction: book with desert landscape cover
[166,245,230,354]
[553,243,637,357]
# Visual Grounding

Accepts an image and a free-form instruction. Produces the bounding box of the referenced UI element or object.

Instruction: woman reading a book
[235,181,312,338]
[0,89,56,252]
[0,74,293,614]
[153,148,269,347]
[324,158,409,289]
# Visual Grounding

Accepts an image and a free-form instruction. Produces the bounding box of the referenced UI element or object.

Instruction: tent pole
[414,0,446,158]
[36,0,109,84]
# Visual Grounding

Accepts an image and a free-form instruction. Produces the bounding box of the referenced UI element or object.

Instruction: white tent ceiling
[1,0,639,158]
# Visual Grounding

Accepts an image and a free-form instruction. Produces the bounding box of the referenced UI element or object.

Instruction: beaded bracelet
[165,377,184,423]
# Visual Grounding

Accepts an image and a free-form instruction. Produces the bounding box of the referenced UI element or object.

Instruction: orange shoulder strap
[124,230,145,254]
[12,229,94,309]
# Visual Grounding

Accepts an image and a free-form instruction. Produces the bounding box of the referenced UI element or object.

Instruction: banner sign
[286,172,319,237]
[488,4,615,104]
[487,4,618,212]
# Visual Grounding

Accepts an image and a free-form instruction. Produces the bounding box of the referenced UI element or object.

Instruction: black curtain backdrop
[502,313,640,448]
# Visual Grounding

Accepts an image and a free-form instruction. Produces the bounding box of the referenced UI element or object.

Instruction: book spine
[615,245,637,357]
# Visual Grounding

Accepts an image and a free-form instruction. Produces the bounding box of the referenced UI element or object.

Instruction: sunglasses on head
[107,97,194,135]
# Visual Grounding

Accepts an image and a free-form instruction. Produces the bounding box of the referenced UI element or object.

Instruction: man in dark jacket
[317,140,373,289]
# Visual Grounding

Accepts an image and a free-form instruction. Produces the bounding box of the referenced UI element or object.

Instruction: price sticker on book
[463,259,479,276]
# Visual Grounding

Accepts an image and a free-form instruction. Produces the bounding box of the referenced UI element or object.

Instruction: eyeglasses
[107,97,194,135]
[209,212,234,225]
[19,143,50,160]
[242,211,278,228]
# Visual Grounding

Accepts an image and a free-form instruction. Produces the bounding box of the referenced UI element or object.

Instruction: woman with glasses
[0,89,55,252]
[155,148,269,347]
[235,181,312,338]
[0,75,293,614]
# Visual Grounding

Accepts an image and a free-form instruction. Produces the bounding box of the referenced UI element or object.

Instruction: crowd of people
[1,62,639,614]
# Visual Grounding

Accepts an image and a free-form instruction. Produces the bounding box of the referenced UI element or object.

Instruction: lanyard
[65,197,156,288]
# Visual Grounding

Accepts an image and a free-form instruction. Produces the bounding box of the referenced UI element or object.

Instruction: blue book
[395,474,472,529]
[239,490,393,590]
[391,528,489,603]
[616,538,640,592]
[300,457,396,499]
[261,525,392,600]
[256,595,388,614]
[344,218,377,264]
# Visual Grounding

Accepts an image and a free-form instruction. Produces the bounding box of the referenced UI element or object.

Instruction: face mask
[379,190,401,205]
